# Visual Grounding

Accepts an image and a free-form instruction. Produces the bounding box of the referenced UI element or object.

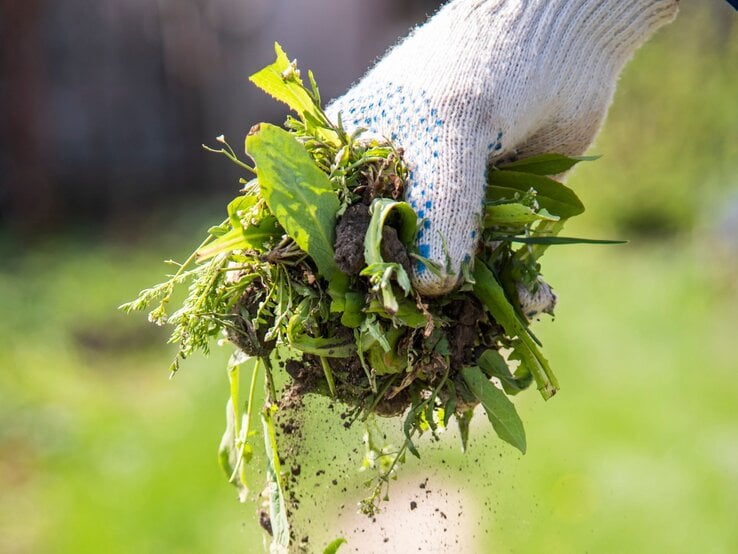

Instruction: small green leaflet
[460,366,527,454]
[246,123,341,280]
[323,538,347,554]
[249,43,321,122]
[498,153,599,176]
[472,259,559,399]
[487,170,585,219]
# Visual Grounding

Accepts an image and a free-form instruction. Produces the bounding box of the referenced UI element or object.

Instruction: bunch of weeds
[122,44,620,551]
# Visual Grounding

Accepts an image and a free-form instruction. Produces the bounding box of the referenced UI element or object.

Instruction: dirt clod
[381,225,413,277]
[259,510,273,536]
[334,204,371,275]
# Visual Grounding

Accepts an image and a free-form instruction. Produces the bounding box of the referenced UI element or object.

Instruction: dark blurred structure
[0,0,443,233]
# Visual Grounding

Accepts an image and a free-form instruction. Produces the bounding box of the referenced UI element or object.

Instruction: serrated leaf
[498,153,598,176]
[249,43,321,121]
[461,366,526,454]
[246,123,341,280]
[472,259,559,399]
[487,170,585,219]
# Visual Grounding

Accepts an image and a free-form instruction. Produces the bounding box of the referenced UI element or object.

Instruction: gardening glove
[327,0,678,297]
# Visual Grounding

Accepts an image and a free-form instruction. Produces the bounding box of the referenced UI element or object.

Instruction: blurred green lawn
[1,4,737,553]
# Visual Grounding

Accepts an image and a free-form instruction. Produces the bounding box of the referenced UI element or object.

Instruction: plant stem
[229,357,261,483]
[245,358,261,438]
[518,220,565,263]
[261,356,278,405]
[320,357,337,398]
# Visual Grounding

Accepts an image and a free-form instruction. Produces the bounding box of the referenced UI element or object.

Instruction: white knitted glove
[327,0,678,296]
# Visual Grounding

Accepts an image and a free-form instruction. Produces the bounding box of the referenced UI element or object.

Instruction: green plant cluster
[122,44,614,551]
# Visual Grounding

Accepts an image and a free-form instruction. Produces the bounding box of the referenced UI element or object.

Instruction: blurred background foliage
[1,1,737,553]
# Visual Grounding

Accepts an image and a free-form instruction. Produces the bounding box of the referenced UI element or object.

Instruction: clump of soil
[335,204,371,275]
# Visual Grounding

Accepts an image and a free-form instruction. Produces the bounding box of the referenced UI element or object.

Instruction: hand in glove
[328,0,679,297]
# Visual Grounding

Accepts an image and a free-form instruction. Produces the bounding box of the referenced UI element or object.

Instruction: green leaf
[340,292,365,328]
[228,195,257,229]
[323,538,347,554]
[366,297,427,329]
[364,198,418,263]
[456,409,474,453]
[262,407,291,552]
[460,366,527,454]
[498,153,598,176]
[494,235,627,246]
[403,404,422,459]
[287,314,355,358]
[362,198,418,313]
[487,170,585,219]
[197,215,281,260]
[478,349,532,395]
[328,272,349,312]
[484,203,560,227]
[472,259,559,399]
[367,327,407,375]
[443,382,458,428]
[246,123,341,280]
[249,43,321,122]
[217,399,242,488]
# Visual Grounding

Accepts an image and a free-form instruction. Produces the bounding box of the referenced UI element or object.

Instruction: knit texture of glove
[327,0,678,296]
